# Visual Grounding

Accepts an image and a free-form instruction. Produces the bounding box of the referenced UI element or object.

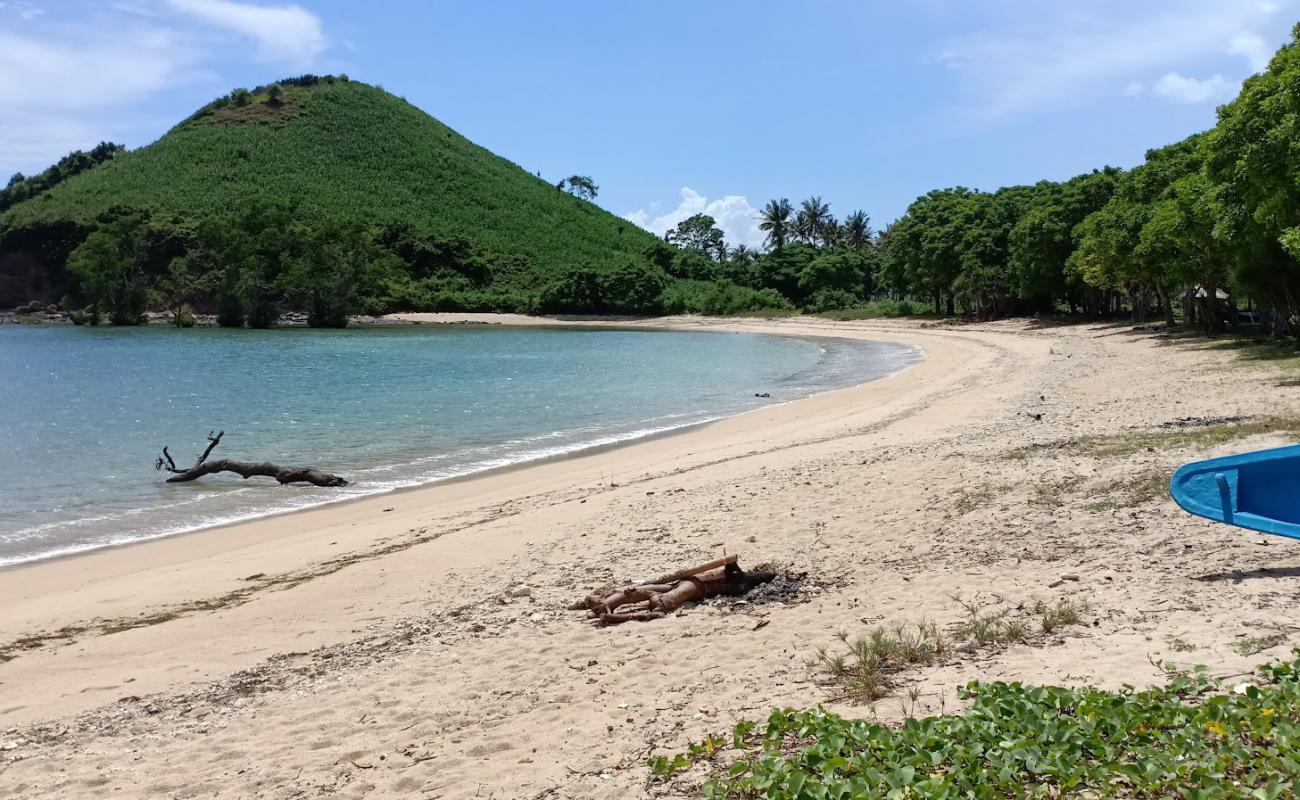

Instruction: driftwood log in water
[581,554,775,624]
[156,431,349,487]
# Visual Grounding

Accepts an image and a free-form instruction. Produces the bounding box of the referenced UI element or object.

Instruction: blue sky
[1,1,1295,247]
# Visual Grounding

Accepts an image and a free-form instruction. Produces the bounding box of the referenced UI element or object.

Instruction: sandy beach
[2,315,1299,799]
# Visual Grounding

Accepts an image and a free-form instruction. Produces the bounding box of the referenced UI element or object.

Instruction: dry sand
[2,315,1299,799]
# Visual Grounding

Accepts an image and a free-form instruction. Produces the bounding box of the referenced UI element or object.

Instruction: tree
[758,198,793,251]
[799,252,869,299]
[157,255,203,326]
[821,219,843,250]
[754,243,819,303]
[282,222,392,327]
[597,261,669,314]
[538,262,667,314]
[666,213,725,257]
[890,188,984,314]
[842,211,873,251]
[66,208,153,325]
[794,196,831,245]
[730,245,757,265]
[559,175,599,200]
[1204,23,1300,326]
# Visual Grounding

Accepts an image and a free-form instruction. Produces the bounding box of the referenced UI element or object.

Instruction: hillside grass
[2,79,661,289]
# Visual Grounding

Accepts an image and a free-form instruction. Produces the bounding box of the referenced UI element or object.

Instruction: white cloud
[0,24,207,177]
[1227,31,1272,71]
[1123,80,1145,96]
[1151,72,1237,103]
[168,0,324,64]
[0,0,331,177]
[623,188,766,250]
[0,1,44,21]
[928,0,1291,116]
[0,28,198,111]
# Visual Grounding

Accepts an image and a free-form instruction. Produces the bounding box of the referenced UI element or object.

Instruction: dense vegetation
[654,656,1300,799]
[0,142,124,213]
[0,76,673,324]
[9,26,1300,328]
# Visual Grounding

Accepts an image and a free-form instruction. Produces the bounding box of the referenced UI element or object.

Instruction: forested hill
[0,75,692,324]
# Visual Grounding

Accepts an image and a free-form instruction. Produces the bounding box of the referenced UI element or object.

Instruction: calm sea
[0,325,920,566]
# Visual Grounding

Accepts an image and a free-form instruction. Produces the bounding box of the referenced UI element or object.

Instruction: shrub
[661,279,794,316]
[655,655,1300,799]
[807,288,859,312]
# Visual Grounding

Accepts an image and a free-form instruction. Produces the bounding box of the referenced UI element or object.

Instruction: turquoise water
[0,325,920,566]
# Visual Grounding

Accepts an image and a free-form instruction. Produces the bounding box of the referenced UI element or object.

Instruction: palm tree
[821,219,844,250]
[730,244,756,265]
[795,196,831,246]
[843,210,873,250]
[758,198,793,251]
[712,239,729,262]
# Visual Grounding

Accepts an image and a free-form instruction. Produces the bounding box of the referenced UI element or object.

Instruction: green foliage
[667,213,725,259]
[281,222,395,327]
[867,29,1300,329]
[817,298,917,320]
[65,207,155,325]
[0,142,124,213]
[1,78,664,316]
[811,624,950,703]
[660,655,1300,800]
[759,198,793,251]
[661,279,793,316]
[1203,25,1300,325]
[538,261,668,314]
[558,175,598,200]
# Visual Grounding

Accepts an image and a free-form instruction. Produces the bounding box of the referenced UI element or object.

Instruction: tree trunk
[165,459,348,487]
[157,431,348,487]
[1201,282,1223,335]
[582,558,775,624]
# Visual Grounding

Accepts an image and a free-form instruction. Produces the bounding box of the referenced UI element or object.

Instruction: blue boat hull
[1170,444,1300,540]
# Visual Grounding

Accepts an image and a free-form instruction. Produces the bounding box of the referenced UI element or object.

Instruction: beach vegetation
[1071,416,1300,458]
[653,655,1300,800]
[953,596,1031,647]
[810,623,950,703]
[1233,630,1290,657]
[1032,598,1085,634]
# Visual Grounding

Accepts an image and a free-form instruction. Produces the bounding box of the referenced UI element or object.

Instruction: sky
[1,0,1295,248]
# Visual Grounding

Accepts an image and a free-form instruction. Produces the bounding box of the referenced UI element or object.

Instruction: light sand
[2,316,1299,798]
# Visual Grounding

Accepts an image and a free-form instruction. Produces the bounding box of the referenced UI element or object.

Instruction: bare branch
[156,432,348,488]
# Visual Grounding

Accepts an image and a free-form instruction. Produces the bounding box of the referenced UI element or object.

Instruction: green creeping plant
[652,653,1300,799]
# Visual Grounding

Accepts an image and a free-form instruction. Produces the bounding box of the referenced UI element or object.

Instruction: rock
[508,585,532,598]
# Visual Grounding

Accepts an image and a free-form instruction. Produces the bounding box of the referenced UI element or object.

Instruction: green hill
[0,76,680,322]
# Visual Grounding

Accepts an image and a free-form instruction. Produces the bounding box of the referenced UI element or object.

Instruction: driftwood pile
[579,554,775,624]
[155,431,349,487]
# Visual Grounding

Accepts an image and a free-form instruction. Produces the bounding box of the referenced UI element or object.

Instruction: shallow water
[0,324,920,566]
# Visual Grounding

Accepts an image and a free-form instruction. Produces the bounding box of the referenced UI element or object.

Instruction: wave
[0,332,923,568]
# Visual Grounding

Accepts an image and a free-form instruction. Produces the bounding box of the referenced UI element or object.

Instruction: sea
[0,324,921,566]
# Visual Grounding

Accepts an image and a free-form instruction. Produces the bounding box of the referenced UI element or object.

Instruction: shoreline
[0,316,921,572]
[0,315,969,722]
[6,315,1299,799]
